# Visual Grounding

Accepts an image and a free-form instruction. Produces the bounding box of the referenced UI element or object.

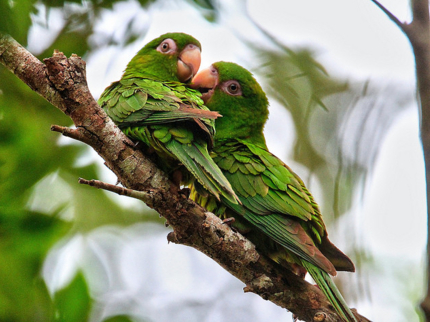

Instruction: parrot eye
[157,39,177,54]
[229,83,238,92]
[222,80,242,96]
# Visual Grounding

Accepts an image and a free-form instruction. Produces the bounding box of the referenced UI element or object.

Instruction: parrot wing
[99,78,239,204]
[216,140,354,274]
[99,78,219,131]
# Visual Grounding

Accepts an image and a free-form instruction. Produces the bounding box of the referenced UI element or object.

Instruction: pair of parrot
[98,32,357,322]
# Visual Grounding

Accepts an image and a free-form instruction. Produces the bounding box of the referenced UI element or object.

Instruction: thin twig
[370,0,408,34]
[78,178,153,203]
[371,0,430,320]
[50,124,92,144]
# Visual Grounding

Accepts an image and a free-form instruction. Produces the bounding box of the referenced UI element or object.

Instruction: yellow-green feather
[189,61,356,322]
[98,34,239,204]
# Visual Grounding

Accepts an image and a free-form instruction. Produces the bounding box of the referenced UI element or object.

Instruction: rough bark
[0,34,369,322]
[410,3,430,320]
[371,0,430,319]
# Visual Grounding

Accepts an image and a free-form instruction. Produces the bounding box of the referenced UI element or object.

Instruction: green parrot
[190,62,357,322]
[98,33,238,204]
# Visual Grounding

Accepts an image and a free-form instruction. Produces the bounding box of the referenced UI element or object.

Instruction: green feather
[189,61,356,321]
[98,33,239,205]
[261,173,279,190]
[169,127,192,141]
[225,172,248,198]
[250,161,266,173]
[236,171,255,197]
[237,163,250,175]
[153,127,171,143]
[262,170,287,192]
[287,185,314,212]
[240,196,269,215]
[125,95,143,111]
[303,262,357,322]
[217,156,236,171]
[233,153,251,163]
[167,140,238,204]
[122,88,135,97]
[229,161,241,174]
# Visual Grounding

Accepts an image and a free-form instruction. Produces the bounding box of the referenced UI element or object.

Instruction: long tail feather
[166,140,240,204]
[302,261,357,322]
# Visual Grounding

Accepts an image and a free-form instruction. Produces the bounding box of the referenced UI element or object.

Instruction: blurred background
[0,0,425,321]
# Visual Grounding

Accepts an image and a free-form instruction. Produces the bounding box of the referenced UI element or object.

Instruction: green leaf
[103,315,136,322]
[54,272,92,322]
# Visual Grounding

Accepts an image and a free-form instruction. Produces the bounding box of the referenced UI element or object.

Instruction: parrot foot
[222,217,236,226]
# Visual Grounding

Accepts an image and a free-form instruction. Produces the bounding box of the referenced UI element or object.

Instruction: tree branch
[78,178,154,204]
[370,0,407,32]
[371,0,430,320]
[0,33,368,322]
[409,1,430,320]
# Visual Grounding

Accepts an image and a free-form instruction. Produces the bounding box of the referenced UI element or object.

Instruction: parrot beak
[190,65,219,103]
[177,44,201,83]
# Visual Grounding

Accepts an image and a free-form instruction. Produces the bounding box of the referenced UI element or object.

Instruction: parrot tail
[167,140,240,205]
[302,261,357,322]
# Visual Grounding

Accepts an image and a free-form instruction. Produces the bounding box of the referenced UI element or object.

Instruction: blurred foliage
[250,36,412,302]
[1,0,156,58]
[0,1,160,321]
[255,46,410,219]
[54,271,92,322]
[0,53,156,318]
[0,0,417,321]
[102,315,136,322]
[0,210,68,321]
[187,0,217,22]
[221,4,415,307]
[0,0,36,46]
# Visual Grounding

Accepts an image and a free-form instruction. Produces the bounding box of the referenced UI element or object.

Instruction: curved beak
[190,65,219,103]
[177,44,201,83]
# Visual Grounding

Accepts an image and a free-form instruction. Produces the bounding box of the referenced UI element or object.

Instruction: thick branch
[409,1,430,320]
[371,0,430,320]
[0,33,368,322]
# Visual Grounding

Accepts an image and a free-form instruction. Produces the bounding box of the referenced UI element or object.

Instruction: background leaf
[54,271,92,322]
[0,0,423,321]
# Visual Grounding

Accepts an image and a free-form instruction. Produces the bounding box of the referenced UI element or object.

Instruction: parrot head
[191,62,269,146]
[124,32,201,83]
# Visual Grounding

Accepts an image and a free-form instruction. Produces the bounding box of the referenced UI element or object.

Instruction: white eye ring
[185,44,197,51]
[156,38,177,54]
